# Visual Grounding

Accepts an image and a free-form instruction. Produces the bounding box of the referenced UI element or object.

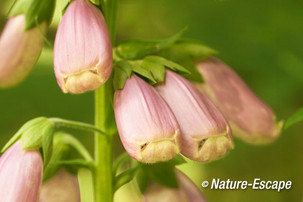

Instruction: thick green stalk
[94,0,118,201]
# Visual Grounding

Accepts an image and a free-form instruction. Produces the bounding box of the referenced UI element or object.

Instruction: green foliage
[284,107,303,129]
[135,155,187,193]
[113,56,190,90]
[9,0,56,30]
[114,167,138,192]
[115,28,186,60]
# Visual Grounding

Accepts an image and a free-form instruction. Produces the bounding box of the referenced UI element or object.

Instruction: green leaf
[148,163,179,188]
[10,0,56,30]
[114,167,138,192]
[42,131,54,167]
[1,117,50,153]
[78,168,95,202]
[135,156,186,193]
[141,58,166,83]
[115,28,186,59]
[284,108,303,129]
[144,56,190,74]
[113,61,133,90]
[136,166,149,193]
[113,152,131,175]
[22,118,55,150]
[43,132,70,182]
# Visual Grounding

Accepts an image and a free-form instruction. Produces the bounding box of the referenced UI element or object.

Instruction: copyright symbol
[201,181,209,188]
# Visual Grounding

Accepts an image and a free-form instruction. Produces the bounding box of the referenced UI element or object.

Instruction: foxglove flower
[54,0,113,94]
[40,169,80,202]
[143,169,207,202]
[0,140,43,202]
[156,70,233,162]
[114,75,181,163]
[0,15,45,88]
[196,57,282,144]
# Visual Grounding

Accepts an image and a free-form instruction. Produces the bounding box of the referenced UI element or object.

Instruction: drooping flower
[156,70,233,162]
[54,0,113,94]
[40,169,80,202]
[196,57,283,144]
[0,15,45,88]
[0,140,43,202]
[114,75,181,163]
[143,169,207,202]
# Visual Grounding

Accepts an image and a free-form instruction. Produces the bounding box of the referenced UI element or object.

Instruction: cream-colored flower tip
[40,169,80,202]
[156,70,233,162]
[196,57,283,144]
[0,15,45,88]
[114,75,181,163]
[54,0,113,94]
[143,170,207,202]
[0,140,43,202]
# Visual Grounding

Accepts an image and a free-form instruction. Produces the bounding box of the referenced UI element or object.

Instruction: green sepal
[114,167,138,192]
[115,28,186,60]
[9,0,56,30]
[22,117,55,150]
[135,155,187,193]
[43,132,70,182]
[284,107,303,129]
[42,130,54,167]
[113,60,156,90]
[1,117,50,153]
[159,39,217,82]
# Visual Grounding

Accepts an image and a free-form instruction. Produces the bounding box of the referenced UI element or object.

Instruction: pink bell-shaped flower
[54,0,113,94]
[196,57,283,144]
[0,15,45,88]
[114,75,181,163]
[156,70,233,162]
[0,140,43,202]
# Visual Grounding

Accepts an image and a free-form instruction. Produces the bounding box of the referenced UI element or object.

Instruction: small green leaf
[136,167,149,193]
[144,56,190,74]
[141,58,166,83]
[115,28,186,59]
[1,117,49,153]
[114,167,138,192]
[43,132,70,182]
[168,154,187,166]
[113,152,131,175]
[113,61,133,90]
[22,118,55,150]
[42,131,54,167]
[148,163,179,189]
[78,168,95,202]
[284,108,303,129]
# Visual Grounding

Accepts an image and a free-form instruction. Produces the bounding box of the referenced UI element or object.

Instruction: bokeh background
[0,0,302,201]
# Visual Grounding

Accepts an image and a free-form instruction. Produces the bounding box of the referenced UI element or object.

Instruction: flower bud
[0,15,45,88]
[40,169,80,202]
[143,169,207,202]
[0,140,43,202]
[156,70,233,162]
[54,0,113,94]
[196,57,283,144]
[114,75,181,163]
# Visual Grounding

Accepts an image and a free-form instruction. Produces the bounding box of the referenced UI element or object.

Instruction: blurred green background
[0,0,302,201]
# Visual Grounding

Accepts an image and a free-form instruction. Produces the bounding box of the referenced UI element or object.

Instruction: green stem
[49,118,106,136]
[94,0,118,201]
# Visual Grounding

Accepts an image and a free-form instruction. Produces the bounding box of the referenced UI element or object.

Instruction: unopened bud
[54,0,113,94]
[0,140,43,202]
[143,169,207,202]
[156,70,233,162]
[196,57,283,144]
[0,15,45,88]
[40,169,80,202]
[114,75,181,163]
